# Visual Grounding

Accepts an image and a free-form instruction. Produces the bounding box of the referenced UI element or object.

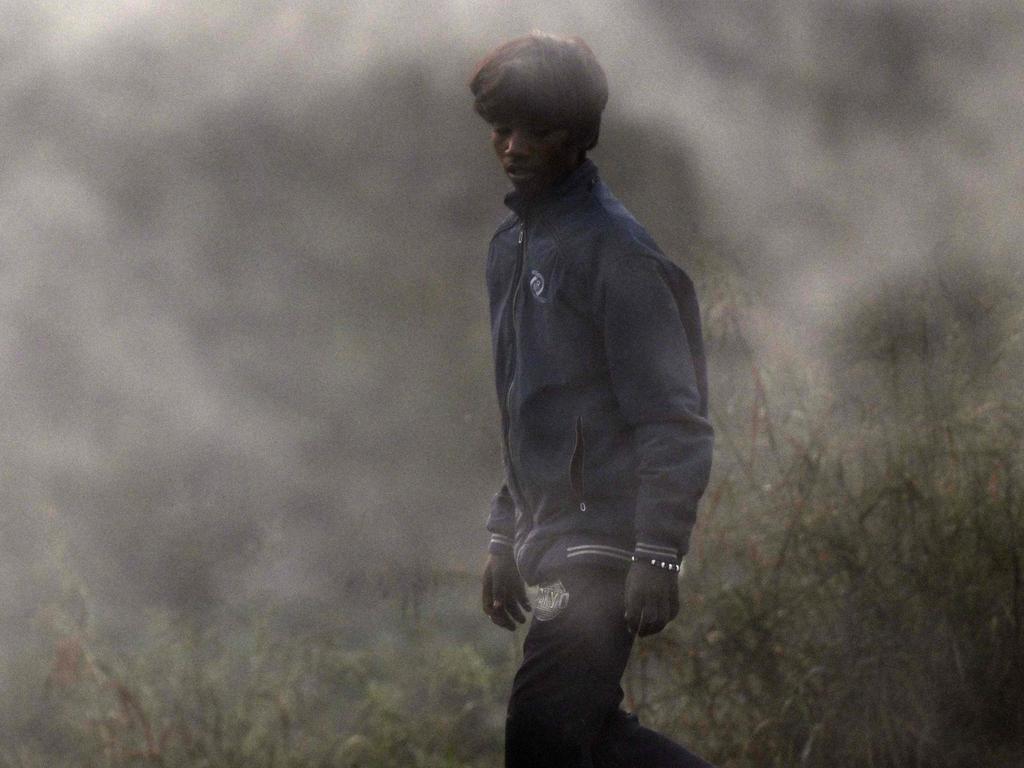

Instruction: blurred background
[2,1,1022,766]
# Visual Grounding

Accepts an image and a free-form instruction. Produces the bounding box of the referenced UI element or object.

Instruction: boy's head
[470,32,609,159]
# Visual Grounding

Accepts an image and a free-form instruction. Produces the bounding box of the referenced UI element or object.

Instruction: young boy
[471,32,716,767]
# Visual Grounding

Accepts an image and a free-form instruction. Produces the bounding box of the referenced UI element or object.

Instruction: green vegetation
[6,594,512,767]
[8,268,1022,767]
[636,391,1024,767]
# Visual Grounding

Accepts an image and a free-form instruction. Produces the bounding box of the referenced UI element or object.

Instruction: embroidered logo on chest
[534,580,570,621]
[528,270,549,303]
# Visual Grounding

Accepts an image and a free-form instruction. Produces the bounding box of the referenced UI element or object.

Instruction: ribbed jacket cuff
[488,533,514,555]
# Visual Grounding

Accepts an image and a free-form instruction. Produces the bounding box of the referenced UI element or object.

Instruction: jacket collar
[503,159,600,219]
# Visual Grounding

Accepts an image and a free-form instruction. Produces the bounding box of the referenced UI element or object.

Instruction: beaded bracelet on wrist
[632,555,681,572]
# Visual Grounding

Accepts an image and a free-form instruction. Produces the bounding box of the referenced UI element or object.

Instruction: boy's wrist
[633,541,682,571]
[631,554,683,574]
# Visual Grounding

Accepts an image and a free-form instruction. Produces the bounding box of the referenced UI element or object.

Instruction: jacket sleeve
[596,248,714,565]
[486,482,515,555]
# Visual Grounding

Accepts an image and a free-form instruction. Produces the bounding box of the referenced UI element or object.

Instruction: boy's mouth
[504,166,535,184]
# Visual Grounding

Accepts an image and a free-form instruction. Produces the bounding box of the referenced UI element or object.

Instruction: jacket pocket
[569,416,587,510]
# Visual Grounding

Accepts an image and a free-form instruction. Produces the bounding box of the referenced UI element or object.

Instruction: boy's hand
[624,561,679,637]
[482,552,531,631]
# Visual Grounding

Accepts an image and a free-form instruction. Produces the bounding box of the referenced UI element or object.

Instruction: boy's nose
[503,129,530,156]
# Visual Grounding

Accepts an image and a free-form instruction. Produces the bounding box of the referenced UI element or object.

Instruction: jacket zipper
[502,223,527,499]
[570,416,588,512]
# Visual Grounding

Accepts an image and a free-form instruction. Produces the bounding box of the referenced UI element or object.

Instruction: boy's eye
[492,125,557,141]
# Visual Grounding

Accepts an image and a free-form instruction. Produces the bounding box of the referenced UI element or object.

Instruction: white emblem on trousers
[534,580,570,621]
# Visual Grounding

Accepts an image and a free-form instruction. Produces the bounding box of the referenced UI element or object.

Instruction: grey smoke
[1,0,1020,623]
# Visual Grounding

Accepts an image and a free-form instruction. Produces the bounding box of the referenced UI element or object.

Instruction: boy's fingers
[639,596,669,636]
[507,600,527,624]
[624,601,640,635]
[513,581,531,611]
[638,609,663,637]
[489,603,516,631]
[482,577,494,614]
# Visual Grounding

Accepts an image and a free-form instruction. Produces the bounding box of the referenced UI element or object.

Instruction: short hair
[469,32,609,152]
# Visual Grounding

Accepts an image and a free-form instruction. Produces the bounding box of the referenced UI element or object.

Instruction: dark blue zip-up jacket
[485,160,714,586]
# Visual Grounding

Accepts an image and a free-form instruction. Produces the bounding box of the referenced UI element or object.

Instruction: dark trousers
[505,566,714,767]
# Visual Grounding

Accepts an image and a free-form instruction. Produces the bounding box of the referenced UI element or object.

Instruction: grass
[5,265,1023,767]
[12,386,1020,767]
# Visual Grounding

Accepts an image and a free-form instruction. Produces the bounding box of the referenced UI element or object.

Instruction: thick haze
[2,0,1021,619]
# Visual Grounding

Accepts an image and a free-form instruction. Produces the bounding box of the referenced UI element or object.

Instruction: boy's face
[490,122,582,198]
